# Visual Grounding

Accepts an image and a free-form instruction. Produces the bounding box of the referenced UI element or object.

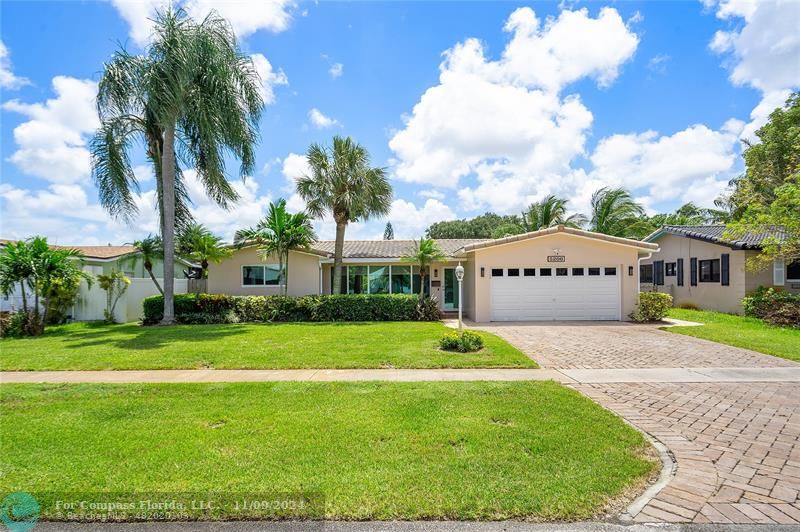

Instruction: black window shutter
[690,257,697,286]
[677,258,684,286]
[721,253,730,286]
[656,260,665,286]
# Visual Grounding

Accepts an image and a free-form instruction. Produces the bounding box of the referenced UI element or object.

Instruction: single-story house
[207,225,660,322]
[0,239,195,322]
[640,225,799,314]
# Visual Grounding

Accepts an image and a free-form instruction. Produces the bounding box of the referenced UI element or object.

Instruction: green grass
[0,381,656,520]
[667,308,800,362]
[0,321,536,370]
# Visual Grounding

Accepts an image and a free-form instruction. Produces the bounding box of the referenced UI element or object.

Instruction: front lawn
[0,381,656,520]
[667,308,800,362]
[0,321,536,370]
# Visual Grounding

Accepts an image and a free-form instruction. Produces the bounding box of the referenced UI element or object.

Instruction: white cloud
[706,0,800,139]
[308,108,340,129]
[250,53,288,104]
[329,62,344,79]
[3,76,98,183]
[387,6,636,211]
[110,0,295,47]
[280,152,310,212]
[647,54,670,74]
[417,189,446,200]
[0,40,30,89]
[385,199,457,239]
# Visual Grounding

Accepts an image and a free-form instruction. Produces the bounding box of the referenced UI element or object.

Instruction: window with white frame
[788,259,800,282]
[331,264,428,294]
[242,264,281,286]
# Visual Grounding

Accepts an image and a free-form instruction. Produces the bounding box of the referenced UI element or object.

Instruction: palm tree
[0,239,34,312]
[91,9,264,324]
[234,199,317,296]
[177,224,231,279]
[126,235,163,294]
[402,238,446,299]
[589,187,646,238]
[522,194,587,231]
[297,136,392,294]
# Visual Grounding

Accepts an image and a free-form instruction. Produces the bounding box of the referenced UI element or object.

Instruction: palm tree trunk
[161,123,177,324]
[201,260,209,279]
[333,221,346,295]
[283,251,290,297]
[19,281,27,312]
[277,253,284,296]
[146,266,163,295]
[419,268,426,299]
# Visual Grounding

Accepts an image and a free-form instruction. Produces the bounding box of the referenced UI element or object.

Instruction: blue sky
[1,0,798,244]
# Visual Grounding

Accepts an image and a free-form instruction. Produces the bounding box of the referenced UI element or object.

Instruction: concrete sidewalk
[4,366,800,384]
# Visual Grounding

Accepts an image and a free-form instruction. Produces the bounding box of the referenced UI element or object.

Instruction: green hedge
[142,293,442,324]
[743,287,800,328]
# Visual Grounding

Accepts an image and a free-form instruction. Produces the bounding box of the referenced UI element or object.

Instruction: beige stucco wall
[744,251,800,295]
[641,234,746,314]
[207,247,322,296]
[469,233,644,322]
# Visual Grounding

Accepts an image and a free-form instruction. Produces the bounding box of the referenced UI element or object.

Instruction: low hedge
[630,291,673,322]
[142,293,442,324]
[742,287,800,328]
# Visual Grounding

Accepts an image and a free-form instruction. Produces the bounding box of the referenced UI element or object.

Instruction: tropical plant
[91,9,264,324]
[125,235,163,294]
[234,199,317,296]
[297,136,392,294]
[177,224,231,279]
[589,187,647,238]
[0,239,34,312]
[490,222,526,239]
[44,278,81,324]
[522,195,587,231]
[97,269,131,324]
[383,222,394,240]
[402,238,446,299]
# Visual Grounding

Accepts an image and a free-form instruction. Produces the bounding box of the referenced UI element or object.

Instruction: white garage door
[490,266,620,321]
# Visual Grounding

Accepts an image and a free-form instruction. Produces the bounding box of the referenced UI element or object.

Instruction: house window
[699,259,720,283]
[369,265,390,294]
[523,268,535,276]
[508,268,520,277]
[411,266,430,295]
[242,265,280,286]
[588,267,600,276]
[640,264,653,283]
[572,267,584,276]
[665,262,676,276]
[348,266,368,294]
[788,260,800,281]
[540,268,552,276]
[556,268,568,276]
[491,268,504,277]
[391,265,412,294]
[604,267,617,276]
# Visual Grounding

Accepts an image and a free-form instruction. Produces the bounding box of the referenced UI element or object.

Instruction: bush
[743,287,800,327]
[630,292,673,322]
[0,311,35,338]
[439,330,484,352]
[142,293,441,325]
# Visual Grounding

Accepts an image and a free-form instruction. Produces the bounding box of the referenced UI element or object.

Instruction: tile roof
[462,225,659,252]
[646,225,788,249]
[311,239,488,259]
[0,239,137,259]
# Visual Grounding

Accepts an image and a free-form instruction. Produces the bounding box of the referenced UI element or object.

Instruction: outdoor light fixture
[434,268,438,278]
[480,267,485,277]
[455,262,465,333]
[628,266,634,276]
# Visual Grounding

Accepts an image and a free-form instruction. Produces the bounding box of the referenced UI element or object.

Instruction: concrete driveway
[474,321,800,525]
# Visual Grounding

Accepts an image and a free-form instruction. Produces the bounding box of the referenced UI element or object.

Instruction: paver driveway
[473,321,800,524]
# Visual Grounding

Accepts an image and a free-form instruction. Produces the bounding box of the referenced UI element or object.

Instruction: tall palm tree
[402,238,446,299]
[0,239,34,312]
[589,187,646,238]
[522,194,587,231]
[297,136,392,294]
[126,235,163,294]
[91,9,264,324]
[234,199,317,296]
[177,224,231,279]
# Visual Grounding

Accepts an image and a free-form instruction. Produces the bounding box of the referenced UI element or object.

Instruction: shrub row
[629,291,673,322]
[742,287,800,328]
[142,293,442,324]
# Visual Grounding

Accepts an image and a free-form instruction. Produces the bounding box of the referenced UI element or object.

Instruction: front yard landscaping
[666,308,800,362]
[0,381,656,520]
[0,321,536,370]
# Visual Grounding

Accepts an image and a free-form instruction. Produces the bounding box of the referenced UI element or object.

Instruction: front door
[443,267,459,310]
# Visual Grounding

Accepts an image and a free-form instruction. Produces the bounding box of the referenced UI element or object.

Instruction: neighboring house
[0,239,196,322]
[640,225,799,314]
[208,225,659,322]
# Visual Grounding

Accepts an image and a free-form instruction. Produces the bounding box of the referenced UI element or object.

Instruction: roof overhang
[462,225,660,253]
[645,226,762,250]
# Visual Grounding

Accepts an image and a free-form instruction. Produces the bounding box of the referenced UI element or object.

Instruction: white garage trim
[490,265,621,321]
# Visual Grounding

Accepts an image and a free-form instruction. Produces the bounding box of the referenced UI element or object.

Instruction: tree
[177,224,231,279]
[126,235,163,294]
[234,199,317,296]
[383,222,394,240]
[490,222,526,239]
[97,269,131,324]
[297,136,392,294]
[589,187,647,238]
[91,9,264,324]
[0,239,34,312]
[522,195,587,231]
[426,213,524,239]
[402,238,446,299]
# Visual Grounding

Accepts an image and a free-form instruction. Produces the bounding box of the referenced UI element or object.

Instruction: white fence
[73,278,188,323]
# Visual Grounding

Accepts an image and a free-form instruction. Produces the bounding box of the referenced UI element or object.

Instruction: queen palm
[126,235,163,294]
[402,238,446,299]
[234,199,317,296]
[522,194,587,231]
[0,239,34,312]
[91,9,264,323]
[297,136,391,294]
[177,224,232,279]
[589,187,646,238]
